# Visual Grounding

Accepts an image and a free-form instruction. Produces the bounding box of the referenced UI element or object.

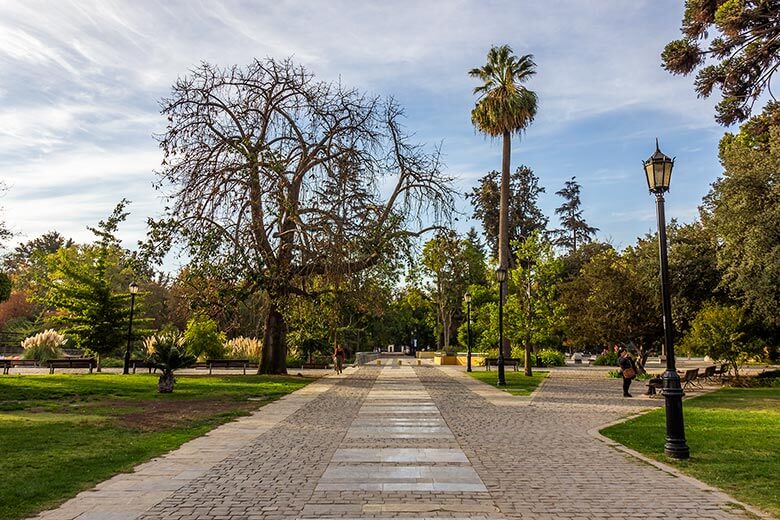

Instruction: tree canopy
[468,166,548,262]
[661,0,780,125]
[150,57,454,373]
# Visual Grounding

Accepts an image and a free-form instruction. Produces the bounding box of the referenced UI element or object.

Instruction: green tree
[183,313,226,360]
[421,231,472,351]
[457,283,498,353]
[668,220,723,335]
[703,102,780,329]
[681,303,764,376]
[470,45,538,271]
[506,232,564,375]
[35,202,140,368]
[150,58,454,374]
[468,166,548,261]
[561,248,661,369]
[2,231,73,277]
[552,176,598,253]
[661,0,780,125]
[0,272,10,303]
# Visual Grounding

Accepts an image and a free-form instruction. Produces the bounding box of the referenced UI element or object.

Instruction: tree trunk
[157,371,175,393]
[525,274,533,376]
[260,300,288,374]
[499,131,511,269]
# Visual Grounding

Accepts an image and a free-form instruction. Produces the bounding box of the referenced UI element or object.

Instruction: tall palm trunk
[499,131,511,359]
[525,275,533,376]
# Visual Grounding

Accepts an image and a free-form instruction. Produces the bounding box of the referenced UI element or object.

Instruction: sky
[0,0,731,270]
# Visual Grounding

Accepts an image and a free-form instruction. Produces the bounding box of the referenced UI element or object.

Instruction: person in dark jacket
[618,348,637,397]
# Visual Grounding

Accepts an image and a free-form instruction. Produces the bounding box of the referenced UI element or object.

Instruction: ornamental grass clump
[224,336,262,361]
[145,332,196,393]
[21,329,67,363]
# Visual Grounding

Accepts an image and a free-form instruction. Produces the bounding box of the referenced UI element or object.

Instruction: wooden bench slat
[206,359,250,375]
[484,358,521,372]
[47,358,96,374]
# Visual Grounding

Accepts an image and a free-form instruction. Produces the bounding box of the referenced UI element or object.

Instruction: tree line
[0,16,777,375]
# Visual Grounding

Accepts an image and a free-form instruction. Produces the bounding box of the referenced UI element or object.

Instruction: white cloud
[0,0,725,259]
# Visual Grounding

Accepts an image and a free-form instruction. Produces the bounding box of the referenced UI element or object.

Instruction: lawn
[601,387,780,517]
[0,373,313,520]
[469,369,548,395]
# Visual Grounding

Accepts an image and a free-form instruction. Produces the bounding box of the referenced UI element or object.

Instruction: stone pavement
[32,363,761,520]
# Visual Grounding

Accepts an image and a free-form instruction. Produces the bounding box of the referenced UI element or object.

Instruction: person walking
[618,348,637,397]
[333,344,346,375]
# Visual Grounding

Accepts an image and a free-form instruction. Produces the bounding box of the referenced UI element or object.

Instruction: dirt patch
[112,399,260,432]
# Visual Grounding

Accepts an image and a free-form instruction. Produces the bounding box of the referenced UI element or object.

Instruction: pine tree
[553,176,598,253]
[468,166,548,262]
[35,201,149,366]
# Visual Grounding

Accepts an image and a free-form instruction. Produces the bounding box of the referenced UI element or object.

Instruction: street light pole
[464,292,472,372]
[644,140,689,460]
[123,281,139,375]
[495,268,507,386]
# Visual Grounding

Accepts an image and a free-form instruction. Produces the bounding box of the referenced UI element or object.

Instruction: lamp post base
[662,370,690,460]
[497,362,506,386]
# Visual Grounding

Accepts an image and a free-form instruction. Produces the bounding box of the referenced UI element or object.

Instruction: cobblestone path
[420,367,748,520]
[32,364,755,520]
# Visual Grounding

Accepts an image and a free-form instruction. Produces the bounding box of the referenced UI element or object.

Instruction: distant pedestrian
[333,344,346,374]
[618,348,637,397]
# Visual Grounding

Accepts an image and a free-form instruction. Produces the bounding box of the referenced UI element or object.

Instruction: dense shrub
[21,329,66,363]
[485,347,538,367]
[224,337,262,360]
[183,314,226,360]
[286,354,303,368]
[593,351,619,366]
[538,349,566,367]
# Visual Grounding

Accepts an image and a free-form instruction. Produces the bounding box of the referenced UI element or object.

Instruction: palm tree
[470,45,538,375]
[469,45,538,270]
[146,332,197,393]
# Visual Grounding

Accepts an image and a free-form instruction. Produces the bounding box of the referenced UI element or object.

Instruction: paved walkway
[33,364,758,520]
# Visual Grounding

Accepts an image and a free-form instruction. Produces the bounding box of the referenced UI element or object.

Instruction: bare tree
[149,58,454,373]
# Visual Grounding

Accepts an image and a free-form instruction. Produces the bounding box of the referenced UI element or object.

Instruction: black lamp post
[464,291,473,372]
[122,281,139,375]
[644,140,690,460]
[495,267,507,386]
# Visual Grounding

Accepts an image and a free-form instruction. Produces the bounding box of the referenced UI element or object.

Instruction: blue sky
[0,0,729,269]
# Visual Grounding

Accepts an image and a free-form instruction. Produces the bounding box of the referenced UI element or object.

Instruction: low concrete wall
[434,354,486,366]
[416,351,436,359]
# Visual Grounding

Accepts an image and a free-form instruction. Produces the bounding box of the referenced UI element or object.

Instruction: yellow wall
[434,355,486,366]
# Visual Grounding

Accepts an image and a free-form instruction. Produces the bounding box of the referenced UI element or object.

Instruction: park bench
[47,358,96,374]
[129,359,157,374]
[701,365,717,383]
[679,368,700,391]
[206,359,250,375]
[1,359,39,374]
[714,363,730,380]
[484,358,521,372]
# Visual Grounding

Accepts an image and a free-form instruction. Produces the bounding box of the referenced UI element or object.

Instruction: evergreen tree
[35,201,147,366]
[661,0,780,125]
[468,166,548,263]
[702,102,780,329]
[552,176,598,253]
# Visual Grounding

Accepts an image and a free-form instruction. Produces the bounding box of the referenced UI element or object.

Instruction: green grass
[469,369,548,395]
[601,387,780,517]
[0,373,312,520]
